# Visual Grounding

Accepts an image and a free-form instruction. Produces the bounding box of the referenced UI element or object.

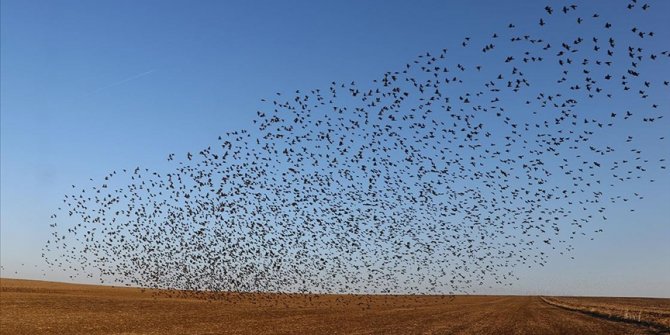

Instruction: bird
[42,1,668,304]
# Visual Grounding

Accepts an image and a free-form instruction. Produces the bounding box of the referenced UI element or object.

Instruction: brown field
[1,278,668,335]
[542,296,670,331]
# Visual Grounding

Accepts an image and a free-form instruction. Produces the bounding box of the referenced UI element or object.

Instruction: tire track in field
[540,297,669,335]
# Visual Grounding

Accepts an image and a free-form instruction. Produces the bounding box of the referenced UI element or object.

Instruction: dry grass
[542,296,670,332]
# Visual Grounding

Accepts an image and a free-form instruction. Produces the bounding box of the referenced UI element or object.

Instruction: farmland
[1,278,668,334]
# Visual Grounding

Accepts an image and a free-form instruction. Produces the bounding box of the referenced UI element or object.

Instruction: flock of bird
[44,1,667,300]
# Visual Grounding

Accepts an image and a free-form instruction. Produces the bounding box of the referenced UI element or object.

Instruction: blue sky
[1,0,669,297]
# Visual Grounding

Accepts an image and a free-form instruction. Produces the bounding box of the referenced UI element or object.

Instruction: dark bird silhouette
[42,1,668,303]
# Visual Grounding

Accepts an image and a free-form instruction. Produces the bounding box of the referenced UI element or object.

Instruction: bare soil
[1,278,668,334]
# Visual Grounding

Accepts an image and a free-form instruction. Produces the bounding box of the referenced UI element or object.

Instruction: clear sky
[1,0,669,297]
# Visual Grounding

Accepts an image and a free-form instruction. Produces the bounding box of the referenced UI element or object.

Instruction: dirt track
[1,278,667,334]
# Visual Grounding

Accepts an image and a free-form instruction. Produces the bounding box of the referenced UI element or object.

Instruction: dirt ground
[1,278,668,334]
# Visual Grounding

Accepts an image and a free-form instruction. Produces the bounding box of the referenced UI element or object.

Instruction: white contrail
[91,69,157,94]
